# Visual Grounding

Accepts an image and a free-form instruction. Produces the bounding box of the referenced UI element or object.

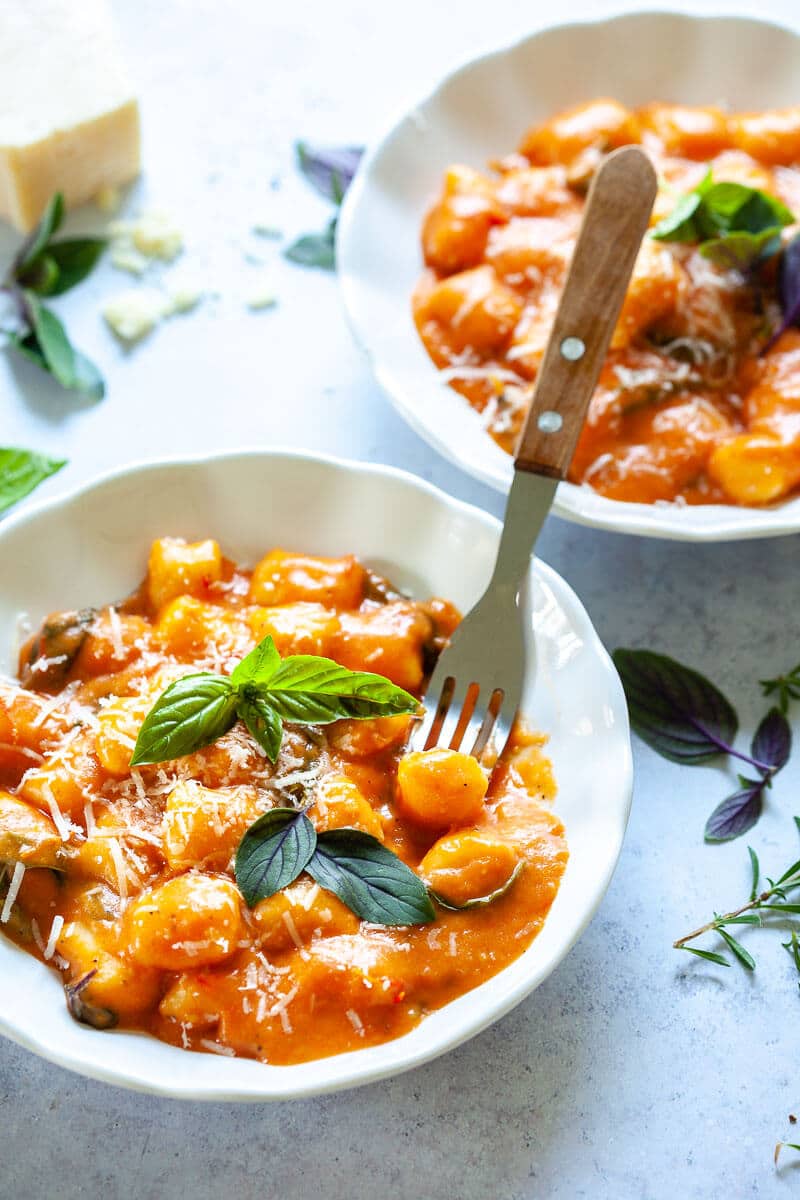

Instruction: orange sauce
[413,99,800,506]
[0,538,566,1065]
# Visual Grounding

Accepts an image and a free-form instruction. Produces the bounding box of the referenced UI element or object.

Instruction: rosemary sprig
[674,819,800,971]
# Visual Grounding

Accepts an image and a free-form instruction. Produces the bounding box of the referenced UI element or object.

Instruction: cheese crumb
[110,209,183,262]
[110,246,148,276]
[245,286,277,311]
[103,287,168,342]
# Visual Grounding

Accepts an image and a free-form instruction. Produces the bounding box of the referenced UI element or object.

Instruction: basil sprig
[234,809,435,926]
[131,634,419,766]
[0,447,66,516]
[1,194,105,398]
[652,170,794,270]
[284,142,364,271]
[614,649,792,841]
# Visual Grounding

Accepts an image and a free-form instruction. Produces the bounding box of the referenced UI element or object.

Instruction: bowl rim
[0,447,633,1099]
[337,8,800,543]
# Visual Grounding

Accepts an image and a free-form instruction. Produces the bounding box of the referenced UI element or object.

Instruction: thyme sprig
[674,820,800,971]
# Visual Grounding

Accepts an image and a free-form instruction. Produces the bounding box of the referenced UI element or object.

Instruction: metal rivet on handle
[560,336,585,361]
[537,411,563,433]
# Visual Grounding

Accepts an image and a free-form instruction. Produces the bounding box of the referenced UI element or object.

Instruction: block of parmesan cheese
[0,0,140,231]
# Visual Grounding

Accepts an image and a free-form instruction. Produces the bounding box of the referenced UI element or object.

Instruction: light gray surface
[2,1,800,1196]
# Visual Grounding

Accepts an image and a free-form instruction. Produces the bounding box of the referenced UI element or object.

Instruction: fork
[413,145,658,759]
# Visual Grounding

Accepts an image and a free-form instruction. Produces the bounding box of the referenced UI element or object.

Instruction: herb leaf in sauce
[429,859,525,911]
[652,172,794,269]
[133,635,419,767]
[235,808,317,906]
[0,447,66,515]
[674,820,800,974]
[307,829,436,926]
[131,673,238,765]
[614,650,793,840]
[1,193,106,397]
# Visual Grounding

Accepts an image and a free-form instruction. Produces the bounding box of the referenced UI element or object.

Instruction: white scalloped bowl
[0,450,632,1099]
[338,11,800,542]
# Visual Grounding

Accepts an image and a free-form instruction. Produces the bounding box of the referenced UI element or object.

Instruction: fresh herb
[235,808,317,906]
[674,819,800,971]
[0,447,66,515]
[761,663,800,713]
[614,649,792,841]
[234,810,434,926]
[132,634,419,766]
[306,828,435,925]
[295,142,363,203]
[284,142,363,272]
[1,194,106,398]
[775,1142,800,1168]
[651,171,793,270]
[429,859,525,911]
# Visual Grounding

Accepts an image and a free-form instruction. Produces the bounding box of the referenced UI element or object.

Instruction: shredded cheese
[43,914,64,960]
[1,862,25,923]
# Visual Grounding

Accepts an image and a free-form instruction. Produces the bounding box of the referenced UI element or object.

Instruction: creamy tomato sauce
[0,538,566,1065]
[413,99,800,506]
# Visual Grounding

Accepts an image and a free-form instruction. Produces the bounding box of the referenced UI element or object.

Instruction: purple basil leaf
[751,707,792,775]
[764,233,800,352]
[705,783,764,842]
[295,143,363,204]
[613,649,738,765]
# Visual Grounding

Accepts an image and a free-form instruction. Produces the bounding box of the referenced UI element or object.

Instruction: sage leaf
[295,142,363,203]
[613,648,738,764]
[259,653,419,723]
[13,194,65,276]
[752,707,791,775]
[237,692,283,762]
[131,673,237,765]
[23,293,104,399]
[230,634,281,688]
[718,928,756,970]
[704,783,763,842]
[679,946,730,967]
[42,238,106,296]
[235,808,317,906]
[0,447,66,515]
[308,829,435,926]
[284,217,337,270]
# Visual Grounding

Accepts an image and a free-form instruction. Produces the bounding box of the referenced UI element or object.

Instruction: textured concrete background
[2,1,800,1196]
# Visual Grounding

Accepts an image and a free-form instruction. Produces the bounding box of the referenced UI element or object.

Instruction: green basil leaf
[699,227,782,271]
[718,928,756,970]
[13,194,65,276]
[284,217,337,270]
[131,673,237,765]
[237,692,283,762]
[430,859,525,911]
[43,238,107,295]
[23,293,104,399]
[613,648,738,764]
[308,829,435,925]
[235,808,317,906]
[701,181,793,233]
[651,189,704,242]
[0,447,66,515]
[258,654,419,723]
[17,253,60,296]
[678,946,730,967]
[230,634,281,687]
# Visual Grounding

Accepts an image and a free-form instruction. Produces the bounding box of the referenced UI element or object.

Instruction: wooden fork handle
[514,145,657,479]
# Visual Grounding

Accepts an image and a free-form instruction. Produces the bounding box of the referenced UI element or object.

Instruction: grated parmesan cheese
[345,1009,365,1036]
[199,1038,235,1057]
[44,914,64,960]
[1,862,25,923]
